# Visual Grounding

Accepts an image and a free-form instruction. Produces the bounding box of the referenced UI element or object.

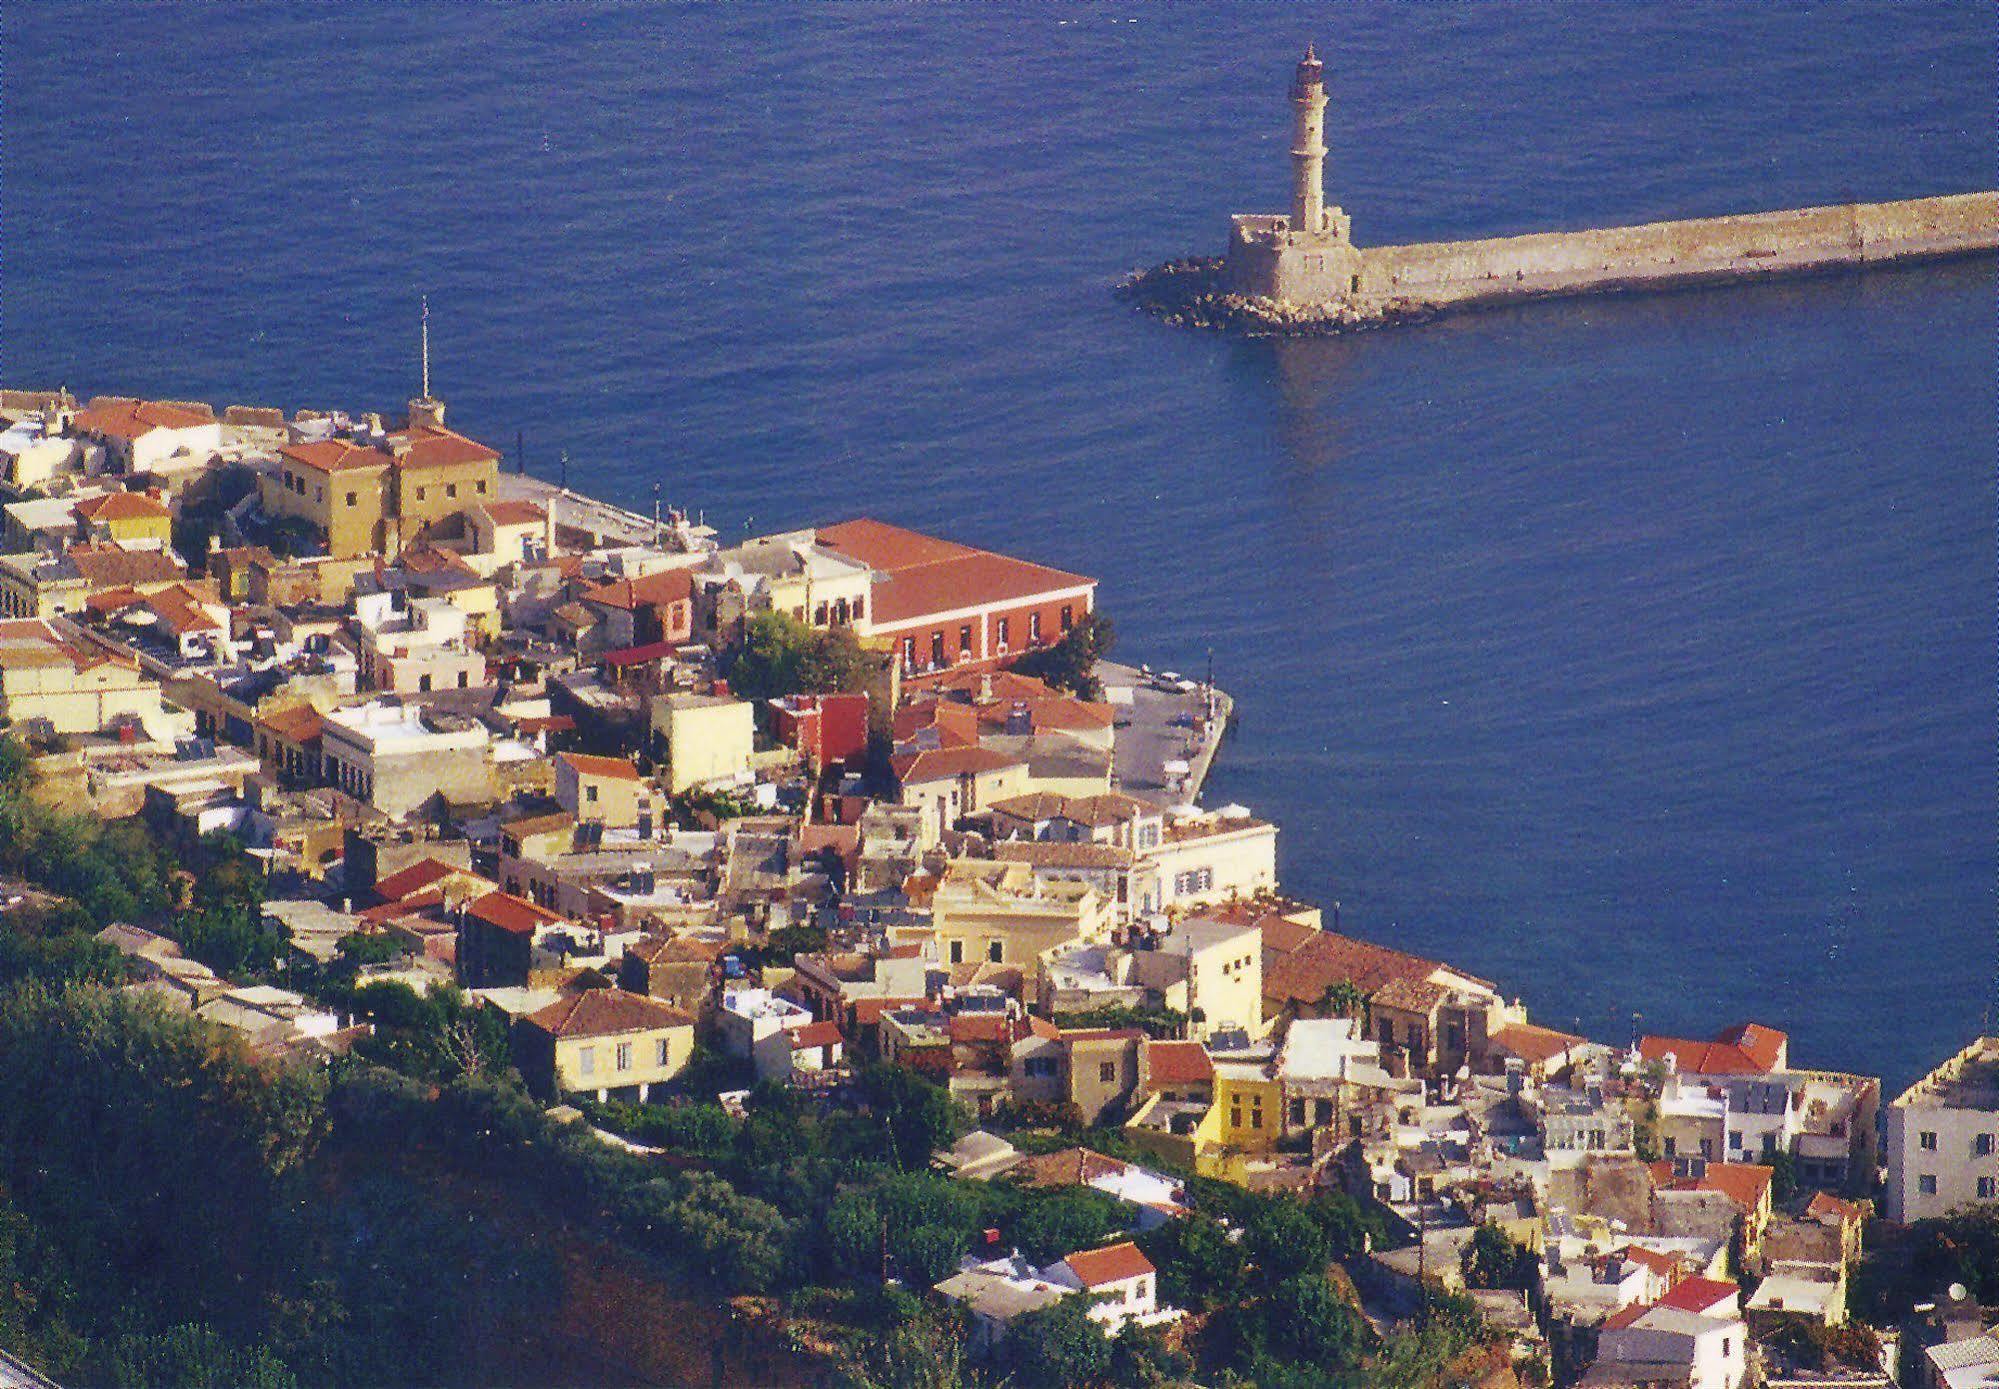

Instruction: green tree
[92,1324,298,1389]
[835,1305,973,1389]
[1009,1187,1129,1265]
[1305,1189,1381,1259]
[1011,613,1115,701]
[1244,1198,1331,1286]
[1460,1222,1534,1291]
[858,1064,967,1171]
[1007,1294,1112,1388]
[722,610,873,701]
[1137,1213,1245,1311]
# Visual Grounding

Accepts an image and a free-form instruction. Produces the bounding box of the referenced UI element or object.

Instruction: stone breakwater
[1123,191,1999,335]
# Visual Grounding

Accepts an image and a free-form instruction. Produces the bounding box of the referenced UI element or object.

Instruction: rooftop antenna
[420,295,431,401]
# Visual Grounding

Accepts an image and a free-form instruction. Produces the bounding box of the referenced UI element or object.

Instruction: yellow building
[263,439,394,559]
[0,618,165,735]
[650,692,755,794]
[259,415,500,561]
[514,988,696,1101]
[72,491,173,547]
[1212,1057,1282,1155]
[554,751,649,829]
[928,859,1111,981]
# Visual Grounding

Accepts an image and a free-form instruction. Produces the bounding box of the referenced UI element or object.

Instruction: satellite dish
[1949,1282,1970,1301]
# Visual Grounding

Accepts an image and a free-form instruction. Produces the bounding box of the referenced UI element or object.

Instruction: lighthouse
[1290,43,1328,237]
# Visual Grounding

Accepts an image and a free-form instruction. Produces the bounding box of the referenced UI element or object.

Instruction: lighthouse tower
[1220,45,1361,304]
[1291,43,1328,236]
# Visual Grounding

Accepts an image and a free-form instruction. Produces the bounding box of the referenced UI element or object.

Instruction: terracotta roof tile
[280,439,394,474]
[816,518,1092,627]
[467,890,564,935]
[891,745,1020,784]
[1638,1023,1788,1076]
[580,567,694,611]
[1263,930,1442,1010]
[1060,1242,1154,1288]
[258,704,324,744]
[74,491,171,523]
[558,751,642,781]
[389,424,500,470]
[1145,1039,1215,1087]
[74,396,214,438]
[372,857,463,902]
[1656,1277,1739,1315]
[524,987,693,1039]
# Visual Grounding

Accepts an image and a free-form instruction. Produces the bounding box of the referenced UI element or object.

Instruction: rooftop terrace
[1896,1035,1999,1112]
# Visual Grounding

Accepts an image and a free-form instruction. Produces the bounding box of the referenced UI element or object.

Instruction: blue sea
[4,2,1992,1092]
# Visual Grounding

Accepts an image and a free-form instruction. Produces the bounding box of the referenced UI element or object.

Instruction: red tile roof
[67,544,184,589]
[258,704,324,745]
[390,425,500,470]
[1489,1022,1587,1066]
[74,396,214,438]
[280,439,394,474]
[891,745,1019,784]
[478,500,546,526]
[1696,1163,1773,1213]
[1145,1039,1215,1087]
[467,890,564,935]
[816,518,1093,627]
[1805,1192,1867,1223]
[524,987,693,1039]
[1257,914,1321,956]
[1601,1302,1650,1332]
[558,751,642,781]
[372,857,463,902]
[1263,930,1442,1010]
[1657,1277,1739,1315]
[1617,1245,1682,1276]
[580,567,694,611]
[1638,1023,1788,1076]
[789,1020,845,1050]
[74,491,171,523]
[1060,1241,1154,1288]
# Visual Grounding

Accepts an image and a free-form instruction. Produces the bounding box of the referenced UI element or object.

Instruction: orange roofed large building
[259,408,500,560]
[816,518,1095,678]
[1638,1023,1789,1077]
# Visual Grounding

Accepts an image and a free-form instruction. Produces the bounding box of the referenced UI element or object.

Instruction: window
[815,603,828,624]
[1029,611,1042,642]
[959,623,972,653]
[930,631,944,667]
[1977,1133,1995,1156]
[446,483,458,499]
[987,940,1003,963]
[615,1042,632,1071]
[585,785,599,803]
[1918,1174,1937,1195]
[1729,1131,1743,1149]
[416,486,427,501]
[418,674,432,693]
[346,491,358,506]
[578,1047,596,1076]
[457,670,469,689]
[997,617,1009,647]
[852,596,864,621]
[1762,1132,1778,1156]
[476,480,487,493]
[655,1039,671,1067]
[1060,605,1073,631]
[1290,1099,1306,1126]
[901,636,915,667]
[1024,1056,1058,1078]
[1981,1177,1997,1199]
[1099,1062,1116,1083]
[1920,1130,1938,1151]
[1664,1137,1678,1158]
[948,940,963,964]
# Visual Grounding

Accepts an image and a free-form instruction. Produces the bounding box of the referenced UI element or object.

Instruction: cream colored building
[696,529,875,644]
[514,987,696,1101]
[650,692,754,794]
[1133,807,1280,917]
[894,745,1031,846]
[554,751,649,829]
[1885,1034,1999,1224]
[0,618,167,735]
[926,859,1112,983]
[319,699,495,820]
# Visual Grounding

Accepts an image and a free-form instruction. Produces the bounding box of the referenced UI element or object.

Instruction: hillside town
[0,377,1993,1389]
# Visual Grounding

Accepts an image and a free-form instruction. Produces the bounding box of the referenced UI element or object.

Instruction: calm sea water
[5,2,1993,1091]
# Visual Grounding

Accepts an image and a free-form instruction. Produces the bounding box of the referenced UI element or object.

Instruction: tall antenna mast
[420,296,431,401]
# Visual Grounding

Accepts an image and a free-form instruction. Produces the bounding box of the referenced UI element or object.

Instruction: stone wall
[1354,191,1998,313]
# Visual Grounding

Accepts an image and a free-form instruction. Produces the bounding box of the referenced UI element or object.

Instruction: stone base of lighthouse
[1221,208,1364,306]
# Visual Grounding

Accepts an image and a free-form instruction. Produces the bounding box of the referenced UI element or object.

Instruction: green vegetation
[722,610,874,701]
[0,733,1489,1388]
[1459,1221,1536,1291]
[1011,613,1115,701]
[1050,1002,1188,1039]
[1853,1203,1999,1320]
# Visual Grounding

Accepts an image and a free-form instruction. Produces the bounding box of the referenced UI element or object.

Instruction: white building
[717,987,814,1081]
[319,699,494,819]
[1884,1035,1999,1224]
[1584,1304,1745,1389]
